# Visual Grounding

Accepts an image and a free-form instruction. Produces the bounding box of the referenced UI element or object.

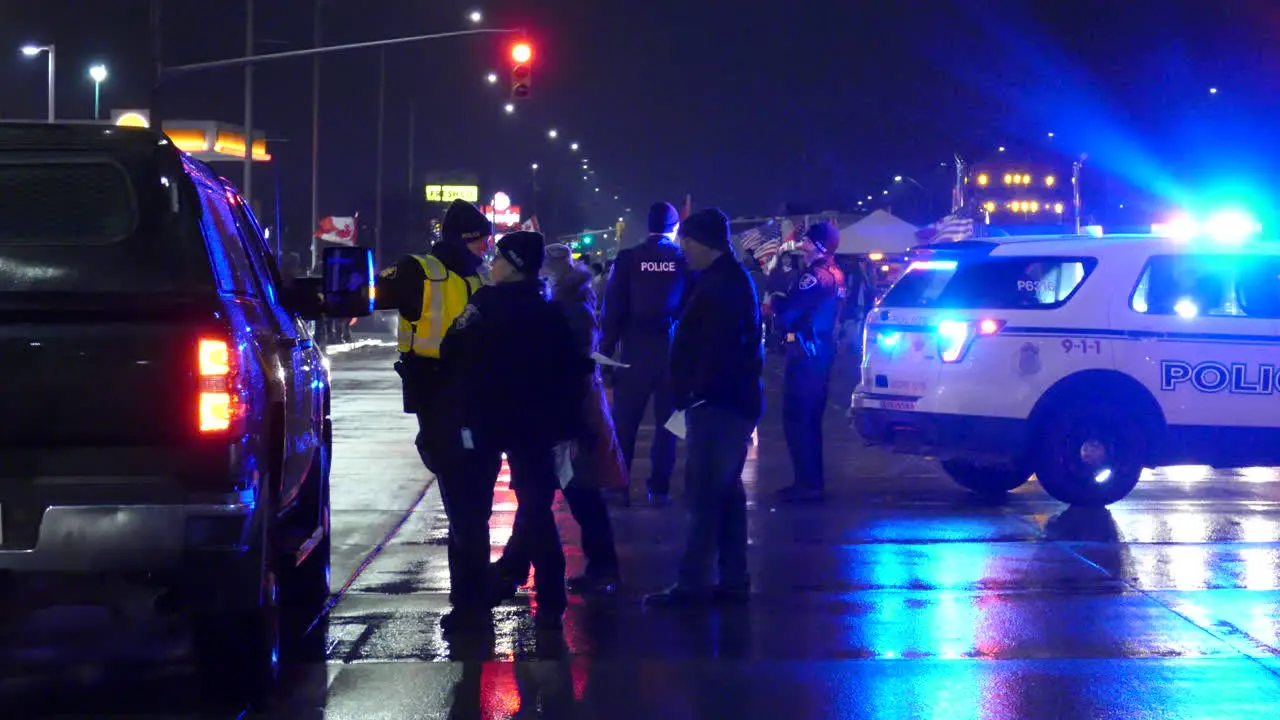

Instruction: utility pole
[407,101,415,192]
[309,0,322,274]
[374,49,386,267]
[149,0,162,124]
[243,0,255,208]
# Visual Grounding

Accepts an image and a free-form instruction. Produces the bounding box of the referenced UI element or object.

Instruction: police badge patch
[454,304,480,329]
[798,273,818,290]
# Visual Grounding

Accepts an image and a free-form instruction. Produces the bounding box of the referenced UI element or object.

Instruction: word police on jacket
[1161,360,1280,395]
[640,262,678,272]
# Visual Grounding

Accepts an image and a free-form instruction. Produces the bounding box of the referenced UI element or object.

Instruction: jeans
[677,404,755,592]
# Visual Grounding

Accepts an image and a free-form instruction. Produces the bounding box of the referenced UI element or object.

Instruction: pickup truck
[0,122,374,706]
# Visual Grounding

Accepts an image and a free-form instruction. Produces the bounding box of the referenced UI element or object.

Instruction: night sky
[2,0,1278,252]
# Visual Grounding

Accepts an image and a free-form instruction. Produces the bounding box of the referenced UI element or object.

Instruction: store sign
[113,109,151,128]
[483,205,522,228]
[425,184,479,203]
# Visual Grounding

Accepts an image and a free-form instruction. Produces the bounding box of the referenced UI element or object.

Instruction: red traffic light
[510,42,532,64]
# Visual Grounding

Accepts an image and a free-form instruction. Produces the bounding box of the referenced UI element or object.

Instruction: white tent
[837,210,919,255]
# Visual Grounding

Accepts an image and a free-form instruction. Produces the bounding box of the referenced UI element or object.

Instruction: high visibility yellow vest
[396,254,484,358]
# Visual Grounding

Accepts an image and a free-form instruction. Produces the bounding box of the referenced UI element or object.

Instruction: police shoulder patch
[798,273,818,290]
[454,303,480,330]
[378,266,397,279]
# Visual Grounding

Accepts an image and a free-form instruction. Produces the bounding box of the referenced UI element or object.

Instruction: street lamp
[594,187,600,192]
[486,72,497,84]
[893,175,903,182]
[548,128,558,139]
[21,44,55,122]
[1209,87,1219,95]
[88,64,107,120]
[468,10,482,23]
[570,142,579,151]
[531,162,539,170]
[503,103,515,114]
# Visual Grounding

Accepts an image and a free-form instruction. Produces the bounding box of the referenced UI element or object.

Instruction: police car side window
[1131,255,1280,318]
[883,257,1094,309]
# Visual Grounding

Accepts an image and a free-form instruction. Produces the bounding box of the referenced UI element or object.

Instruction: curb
[321,338,397,356]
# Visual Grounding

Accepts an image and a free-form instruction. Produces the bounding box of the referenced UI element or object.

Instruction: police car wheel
[940,459,1030,496]
[1035,403,1146,507]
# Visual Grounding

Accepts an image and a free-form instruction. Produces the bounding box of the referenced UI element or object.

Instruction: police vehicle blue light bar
[1152,208,1261,244]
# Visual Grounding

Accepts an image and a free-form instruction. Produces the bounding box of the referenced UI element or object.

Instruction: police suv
[850,225,1280,506]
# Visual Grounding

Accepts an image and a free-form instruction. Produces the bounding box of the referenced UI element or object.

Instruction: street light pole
[310,0,322,274]
[374,49,386,267]
[243,0,255,208]
[23,45,56,121]
[46,45,55,122]
[89,65,108,120]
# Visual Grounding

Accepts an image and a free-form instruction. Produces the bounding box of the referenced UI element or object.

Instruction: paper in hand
[590,352,630,368]
[664,410,687,439]
[553,442,575,489]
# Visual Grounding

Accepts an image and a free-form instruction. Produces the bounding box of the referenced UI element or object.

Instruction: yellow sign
[113,110,151,128]
[425,184,479,203]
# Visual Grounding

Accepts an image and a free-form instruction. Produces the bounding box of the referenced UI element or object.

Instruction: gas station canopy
[111,110,271,163]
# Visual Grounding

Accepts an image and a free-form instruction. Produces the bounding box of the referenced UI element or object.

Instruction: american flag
[739,222,783,269]
[920,213,975,243]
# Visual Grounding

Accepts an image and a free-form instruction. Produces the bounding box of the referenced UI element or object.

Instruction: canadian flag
[519,216,540,233]
[314,216,357,245]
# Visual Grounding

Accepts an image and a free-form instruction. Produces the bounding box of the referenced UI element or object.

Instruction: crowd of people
[373,197,851,633]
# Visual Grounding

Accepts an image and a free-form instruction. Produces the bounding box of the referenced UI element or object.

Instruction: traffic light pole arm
[163,27,527,74]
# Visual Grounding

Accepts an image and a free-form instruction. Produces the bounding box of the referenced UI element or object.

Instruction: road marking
[304,475,437,637]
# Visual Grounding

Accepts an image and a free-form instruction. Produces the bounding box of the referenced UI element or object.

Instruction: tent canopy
[837,210,918,255]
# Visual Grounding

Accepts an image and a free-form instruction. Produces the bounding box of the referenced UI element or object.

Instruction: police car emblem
[798,273,817,290]
[454,304,479,329]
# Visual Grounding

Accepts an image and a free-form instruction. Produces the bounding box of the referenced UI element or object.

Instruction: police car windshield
[881,257,1097,309]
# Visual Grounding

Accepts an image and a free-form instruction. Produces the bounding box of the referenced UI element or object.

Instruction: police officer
[600,201,691,506]
[773,222,846,503]
[374,198,492,631]
[438,231,594,631]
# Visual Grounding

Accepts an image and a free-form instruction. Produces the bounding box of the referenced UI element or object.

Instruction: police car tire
[1034,403,1146,507]
[940,459,1030,496]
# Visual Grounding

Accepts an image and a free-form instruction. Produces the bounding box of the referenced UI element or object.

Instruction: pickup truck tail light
[937,318,1005,363]
[198,337,240,433]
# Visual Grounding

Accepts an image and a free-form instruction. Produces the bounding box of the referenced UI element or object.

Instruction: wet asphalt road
[5,344,1280,718]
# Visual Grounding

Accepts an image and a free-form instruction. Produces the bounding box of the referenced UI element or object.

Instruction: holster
[395,355,444,415]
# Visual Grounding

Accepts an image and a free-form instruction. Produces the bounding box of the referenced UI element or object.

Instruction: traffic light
[582,234,593,246]
[510,42,532,100]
